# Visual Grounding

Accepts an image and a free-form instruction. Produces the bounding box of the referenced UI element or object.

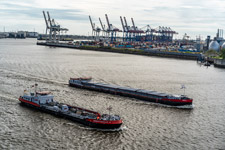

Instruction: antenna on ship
[107,106,112,115]
[35,83,38,95]
[181,84,186,95]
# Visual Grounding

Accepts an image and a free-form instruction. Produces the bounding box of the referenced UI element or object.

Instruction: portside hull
[87,122,122,129]
[69,83,192,106]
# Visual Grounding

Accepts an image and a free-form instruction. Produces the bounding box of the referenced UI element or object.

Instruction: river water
[0,39,224,150]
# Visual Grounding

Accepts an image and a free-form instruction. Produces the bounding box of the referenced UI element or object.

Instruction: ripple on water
[0,39,225,149]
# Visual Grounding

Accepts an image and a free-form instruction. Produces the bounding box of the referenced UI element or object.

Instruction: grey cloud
[0,2,87,21]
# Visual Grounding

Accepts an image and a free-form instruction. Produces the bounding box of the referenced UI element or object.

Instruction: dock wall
[37,42,201,60]
[214,59,225,68]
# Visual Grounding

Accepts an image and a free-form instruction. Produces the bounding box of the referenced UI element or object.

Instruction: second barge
[69,77,193,107]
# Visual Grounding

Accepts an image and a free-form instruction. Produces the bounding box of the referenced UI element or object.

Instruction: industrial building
[208,29,225,51]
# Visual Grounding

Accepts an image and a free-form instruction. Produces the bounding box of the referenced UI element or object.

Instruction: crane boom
[47,11,52,27]
[99,17,105,31]
[89,16,95,30]
[105,14,111,30]
[42,11,49,28]
[120,16,125,32]
[123,17,128,31]
[131,18,136,31]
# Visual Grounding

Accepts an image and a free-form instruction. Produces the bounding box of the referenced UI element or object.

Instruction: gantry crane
[120,16,126,41]
[120,16,142,41]
[105,14,121,42]
[131,18,137,38]
[43,11,49,35]
[123,16,132,41]
[99,17,109,38]
[131,18,144,39]
[89,16,101,41]
[153,26,177,42]
[42,11,68,43]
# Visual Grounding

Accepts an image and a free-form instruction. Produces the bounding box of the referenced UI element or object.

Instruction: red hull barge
[19,89,122,129]
[69,77,193,107]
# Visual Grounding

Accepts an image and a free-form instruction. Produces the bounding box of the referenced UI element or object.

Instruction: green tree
[220,48,225,59]
[205,49,218,57]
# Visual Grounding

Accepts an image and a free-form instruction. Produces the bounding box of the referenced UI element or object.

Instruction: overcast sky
[1,0,225,39]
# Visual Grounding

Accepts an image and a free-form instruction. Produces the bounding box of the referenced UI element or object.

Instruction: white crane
[42,11,68,43]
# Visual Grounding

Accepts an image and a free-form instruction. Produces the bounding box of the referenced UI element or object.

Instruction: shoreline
[37,42,202,60]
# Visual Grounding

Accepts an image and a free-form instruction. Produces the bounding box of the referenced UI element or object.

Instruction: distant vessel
[69,78,193,107]
[19,85,122,129]
[178,45,198,52]
[204,61,211,66]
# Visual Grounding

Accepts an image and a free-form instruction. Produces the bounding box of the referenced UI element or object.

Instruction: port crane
[139,25,154,41]
[89,16,101,41]
[105,14,121,42]
[120,16,135,41]
[99,17,109,39]
[120,16,126,41]
[131,18,137,38]
[131,18,144,39]
[121,17,144,41]
[42,11,68,43]
[150,26,177,42]
[43,11,50,36]
[123,16,132,41]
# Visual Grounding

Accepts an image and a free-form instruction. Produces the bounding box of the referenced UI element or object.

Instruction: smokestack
[219,29,221,37]
[217,29,219,38]
[206,36,210,50]
[221,29,223,38]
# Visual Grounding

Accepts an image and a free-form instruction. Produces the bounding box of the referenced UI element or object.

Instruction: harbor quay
[36,11,225,67]
[37,41,202,60]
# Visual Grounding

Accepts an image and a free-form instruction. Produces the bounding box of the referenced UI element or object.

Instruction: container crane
[42,11,68,43]
[42,11,49,35]
[142,25,155,35]
[153,26,177,42]
[105,14,121,42]
[46,11,53,41]
[140,25,154,41]
[99,17,108,38]
[123,17,133,41]
[131,18,144,40]
[89,15,101,41]
[120,16,127,41]
[89,15,95,36]
[168,27,178,41]
[131,18,137,38]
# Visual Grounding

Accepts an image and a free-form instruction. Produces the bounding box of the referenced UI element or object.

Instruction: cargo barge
[19,85,122,129]
[69,78,193,107]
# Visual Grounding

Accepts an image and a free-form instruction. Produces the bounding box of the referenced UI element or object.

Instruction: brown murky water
[0,39,225,150]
